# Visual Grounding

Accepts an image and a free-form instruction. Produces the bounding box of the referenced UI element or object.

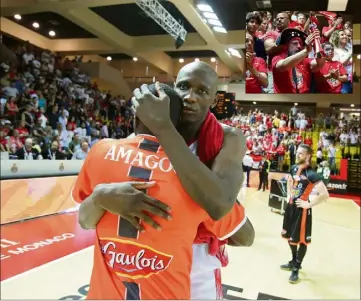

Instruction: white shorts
[191,268,223,299]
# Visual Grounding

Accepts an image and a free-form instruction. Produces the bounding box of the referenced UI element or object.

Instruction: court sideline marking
[1,246,93,284]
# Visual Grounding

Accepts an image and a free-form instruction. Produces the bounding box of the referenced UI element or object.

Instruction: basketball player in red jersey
[73,84,247,299]
[78,62,254,299]
[281,144,329,284]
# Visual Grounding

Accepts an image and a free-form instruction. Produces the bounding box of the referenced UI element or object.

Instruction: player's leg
[258,172,262,190]
[280,242,297,270]
[289,209,311,283]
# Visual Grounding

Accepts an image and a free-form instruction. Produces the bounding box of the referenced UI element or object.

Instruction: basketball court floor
[1,187,360,300]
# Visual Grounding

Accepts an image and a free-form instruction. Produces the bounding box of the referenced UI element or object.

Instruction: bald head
[177,61,218,88]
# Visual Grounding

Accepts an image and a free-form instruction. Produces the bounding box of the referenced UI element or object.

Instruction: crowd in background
[245,11,354,94]
[0,38,134,160]
[222,105,360,173]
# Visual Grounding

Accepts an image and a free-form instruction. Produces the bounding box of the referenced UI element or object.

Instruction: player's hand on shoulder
[93,181,172,232]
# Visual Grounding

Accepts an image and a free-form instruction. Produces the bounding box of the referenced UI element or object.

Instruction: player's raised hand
[94,181,172,232]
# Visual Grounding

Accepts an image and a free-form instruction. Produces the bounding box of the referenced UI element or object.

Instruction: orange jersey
[72,135,245,300]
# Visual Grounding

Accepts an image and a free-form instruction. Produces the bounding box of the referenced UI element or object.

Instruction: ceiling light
[327,0,348,11]
[253,102,257,105]
[194,58,200,62]
[133,57,138,61]
[49,30,56,37]
[207,19,222,26]
[213,26,227,33]
[179,58,184,63]
[228,48,242,58]
[294,102,298,106]
[32,22,39,28]
[203,12,218,20]
[197,4,214,12]
[14,14,21,20]
[211,57,216,63]
[357,54,361,59]
[351,104,355,107]
[106,56,112,61]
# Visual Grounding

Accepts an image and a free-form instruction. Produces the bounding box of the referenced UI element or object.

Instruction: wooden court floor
[1,187,360,300]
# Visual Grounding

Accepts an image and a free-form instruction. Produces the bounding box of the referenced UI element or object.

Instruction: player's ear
[211,96,217,108]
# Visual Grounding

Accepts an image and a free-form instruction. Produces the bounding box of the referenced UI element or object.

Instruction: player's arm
[157,124,246,220]
[74,141,171,230]
[228,217,255,247]
[203,202,255,247]
[309,180,329,207]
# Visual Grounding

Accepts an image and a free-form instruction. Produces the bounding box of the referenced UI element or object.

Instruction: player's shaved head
[176,62,218,93]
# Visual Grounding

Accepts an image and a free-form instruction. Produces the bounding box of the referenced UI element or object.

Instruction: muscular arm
[264,38,283,55]
[156,124,246,220]
[310,58,326,72]
[275,49,309,72]
[228,218,255,247]
[310,181,329,207]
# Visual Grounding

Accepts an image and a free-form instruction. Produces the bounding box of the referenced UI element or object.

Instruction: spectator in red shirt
[67,116,77,131]
[255,17,269,40]
[264,12,290,56]
[15,120,29,144]
[272,28,325,93]
[277,142,287,171]
[245,34,268,93]
[321,16,343,44]
[304,136,313,146]
[314,42,348,93]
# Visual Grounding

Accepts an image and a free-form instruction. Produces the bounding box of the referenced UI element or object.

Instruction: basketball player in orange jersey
[73,83,247,300]
[281,144,329,284]
[78,62,254,299]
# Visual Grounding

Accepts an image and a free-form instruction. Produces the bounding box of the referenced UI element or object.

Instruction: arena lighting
[179,58,184,63]
[32,22,40,28]
[228,48,242,58]
[203,12,218,20]
[214,26,227,33]
[207,19,222,27]
[106,56,112,61]
[194,58,200,62]
[327,0,349,11]
[135,0,187,49]
[49,30,56,37]
[351,104,355,107]
[210,57,216,62]
[14,14,21,20]
[133,57,138,61]
[253,101,257,104]
[197,4,214,12]
[357,54,361,59]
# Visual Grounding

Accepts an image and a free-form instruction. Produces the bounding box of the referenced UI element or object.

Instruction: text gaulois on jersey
[103,145,173,173]
[100,238,173,279]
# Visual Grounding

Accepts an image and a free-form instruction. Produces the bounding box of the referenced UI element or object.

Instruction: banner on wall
[0,176,79,225]
[326,178,348,195]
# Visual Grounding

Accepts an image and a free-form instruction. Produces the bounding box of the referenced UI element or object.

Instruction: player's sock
[280,244,297,270]
[296,243,307,269]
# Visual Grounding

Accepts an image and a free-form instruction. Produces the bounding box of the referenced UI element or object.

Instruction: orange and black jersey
[289,164,322,203]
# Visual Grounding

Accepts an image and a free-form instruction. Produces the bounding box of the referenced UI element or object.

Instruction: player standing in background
[281,144,329,284]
